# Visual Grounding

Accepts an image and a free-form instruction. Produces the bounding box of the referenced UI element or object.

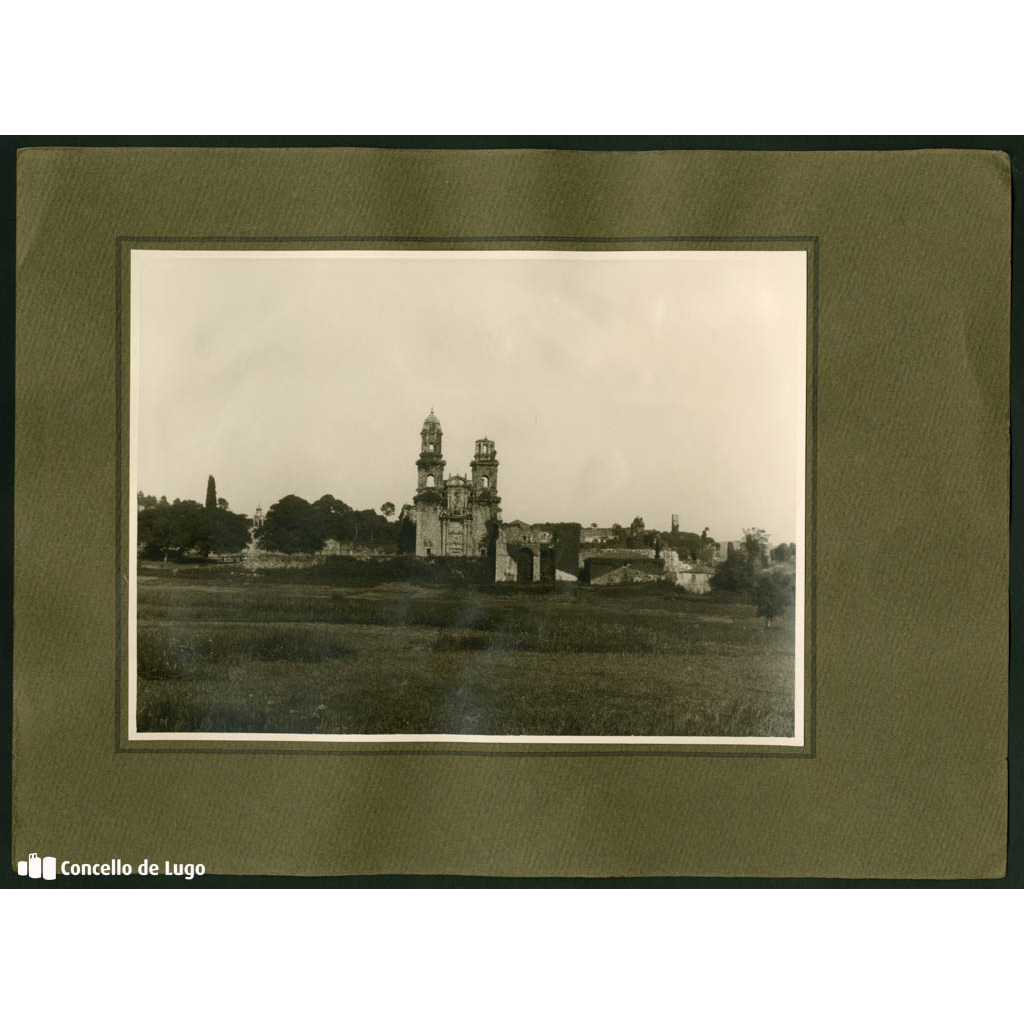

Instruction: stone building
[496,521,717,592]
[494,521,581,582]
[580,525,616,544]
[591,564,663,586]
[583,546,712,593]
[412,410,501,558]
[661,549,713,593]
[582,547,661,583]
[407,412,717,592]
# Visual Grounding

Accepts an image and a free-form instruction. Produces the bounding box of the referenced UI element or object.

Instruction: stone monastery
[409,410,715,593]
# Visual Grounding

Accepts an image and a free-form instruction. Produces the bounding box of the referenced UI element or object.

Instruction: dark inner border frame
[115,235,819,759]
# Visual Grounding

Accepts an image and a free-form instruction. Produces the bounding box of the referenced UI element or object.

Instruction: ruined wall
[531,523,581,576]
[579,546,658,568]
[494,522,547,582]
[660,550,713,592]
[677,572,711,594]
[494,544,519,582]
[580,526,616,544]
[495,522,581,582]
[322,539,394,557]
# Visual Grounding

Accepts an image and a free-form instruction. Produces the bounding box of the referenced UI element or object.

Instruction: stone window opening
[481,475,489,488]
[426,473,435,487]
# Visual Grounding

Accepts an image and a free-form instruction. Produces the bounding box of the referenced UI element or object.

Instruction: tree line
[256,494,412,554]
[137,476,413,560]
[712,527,796,627]
[137,476,251,560]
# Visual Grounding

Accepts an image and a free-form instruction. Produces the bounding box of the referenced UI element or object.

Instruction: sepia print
[129,249,807,744]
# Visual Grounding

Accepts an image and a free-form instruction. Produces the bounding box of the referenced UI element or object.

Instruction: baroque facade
[413,410,501,557]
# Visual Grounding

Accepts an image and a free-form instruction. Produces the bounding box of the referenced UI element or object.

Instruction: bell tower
[470,438,499,497]
[413,410,445,557]
[416,408,445,491]
[470,437,500,557]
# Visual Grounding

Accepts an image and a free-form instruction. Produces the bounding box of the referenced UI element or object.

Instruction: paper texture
[14,147,1008,877]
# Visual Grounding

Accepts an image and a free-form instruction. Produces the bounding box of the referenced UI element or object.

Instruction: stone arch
[539,547,557,581]
[516,547,535,583]
[425,473,435,487]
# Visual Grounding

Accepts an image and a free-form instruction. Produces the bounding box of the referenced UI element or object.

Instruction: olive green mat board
[10,142,1012,879]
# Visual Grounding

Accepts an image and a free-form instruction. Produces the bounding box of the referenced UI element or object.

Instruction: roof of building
[423,408,441,429]
[591,565,663,586]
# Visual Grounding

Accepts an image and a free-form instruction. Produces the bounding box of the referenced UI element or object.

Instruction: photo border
[116,235,818,759]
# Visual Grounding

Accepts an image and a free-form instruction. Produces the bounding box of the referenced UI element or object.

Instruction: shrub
[753,573,793,628]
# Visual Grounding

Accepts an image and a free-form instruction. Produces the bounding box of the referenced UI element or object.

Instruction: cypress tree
[205,475,217,510]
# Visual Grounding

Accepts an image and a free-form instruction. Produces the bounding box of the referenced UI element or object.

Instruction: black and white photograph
[130,248,808,744]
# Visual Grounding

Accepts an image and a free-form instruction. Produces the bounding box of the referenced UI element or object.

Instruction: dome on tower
[423,408,441,430]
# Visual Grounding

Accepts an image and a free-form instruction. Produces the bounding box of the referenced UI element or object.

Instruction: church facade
[413,410,501,557]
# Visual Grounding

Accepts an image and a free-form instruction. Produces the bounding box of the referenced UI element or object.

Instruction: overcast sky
[132,250,806,545]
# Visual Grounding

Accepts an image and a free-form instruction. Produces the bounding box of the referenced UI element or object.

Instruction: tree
[380,501,396,520]
[312,494,354,541]
[205,475,217,511]
[138,491,251,560]
[307,494,401,550]
[397,505,417,554]
[699,527,715,563]
[207,506,251,555]
[743,528,770,566]
[351,508,389,546]
[260,495,327,553]
[710,527,771,594]
[711,548,748,592]
[737,528,771,590]
[138,498,206,560]
[626,516,646,549]
[138,496,174,558]
[754,572,793,628]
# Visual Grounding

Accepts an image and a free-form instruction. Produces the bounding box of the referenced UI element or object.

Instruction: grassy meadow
[135,564,796,737]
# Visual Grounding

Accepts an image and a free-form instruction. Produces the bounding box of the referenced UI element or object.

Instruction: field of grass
[135,566,796,737]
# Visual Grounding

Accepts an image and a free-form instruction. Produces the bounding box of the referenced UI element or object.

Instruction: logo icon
[17,853,57,880]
